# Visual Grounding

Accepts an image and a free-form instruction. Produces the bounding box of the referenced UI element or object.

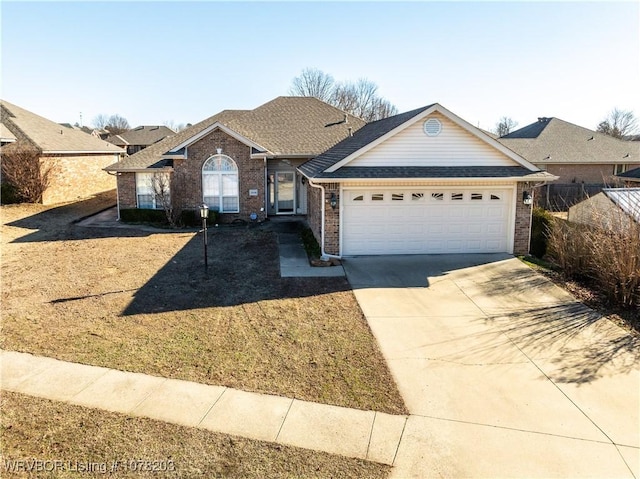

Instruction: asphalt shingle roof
[1,100,123,153]
[106,125,175,147]
[298,105,434,178]
[309,166,555,181]
[617,167,640,181]
[105,110,247,170]
[498,117,639,165]
[105,97,366,171]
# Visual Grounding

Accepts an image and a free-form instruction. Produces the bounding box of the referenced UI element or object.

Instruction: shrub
[300,227,321,259]
[179,209,219,227]
[547,207,640,309]
[1,183,22,204]
[119,208,168,224]
[0,144,54,203]
[530,207,554,258]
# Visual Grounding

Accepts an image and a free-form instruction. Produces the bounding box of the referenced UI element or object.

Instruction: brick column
[514,182,533,255]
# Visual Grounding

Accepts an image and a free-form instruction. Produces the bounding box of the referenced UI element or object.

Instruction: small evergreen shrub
[301,227,321,259]
[530,207,554,258]
[1,183,22,204]
[180,209,219,227]
[119,208,168,224]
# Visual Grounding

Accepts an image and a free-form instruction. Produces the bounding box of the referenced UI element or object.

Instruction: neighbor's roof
[617,167,640,182]
[603,188,640,223]
[498,117,638,165]
[106,125,175,147]
[105,97,366,172]
[0,100,124,154]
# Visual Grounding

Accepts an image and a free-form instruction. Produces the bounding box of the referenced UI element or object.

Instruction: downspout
[264,157,268,219]
[105,168,121,221]
[308,180,340,260]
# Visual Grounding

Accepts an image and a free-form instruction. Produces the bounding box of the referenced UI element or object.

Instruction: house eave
[300,174,558,184]
[43,150,124,155]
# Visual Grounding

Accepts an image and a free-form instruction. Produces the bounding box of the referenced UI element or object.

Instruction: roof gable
[300,104,538,178]
[1,100,123,154]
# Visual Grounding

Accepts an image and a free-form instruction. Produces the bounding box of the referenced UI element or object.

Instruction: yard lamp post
[200,203,209,271]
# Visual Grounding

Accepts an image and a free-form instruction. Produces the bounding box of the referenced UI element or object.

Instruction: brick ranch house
[106,97,556,257]
[1,100,124,204]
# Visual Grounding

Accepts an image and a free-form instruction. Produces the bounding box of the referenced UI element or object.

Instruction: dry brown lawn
[0,391,391,479]
[1,193,406,415]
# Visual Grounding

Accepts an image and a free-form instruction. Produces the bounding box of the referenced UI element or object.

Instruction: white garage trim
[339,185,516,256]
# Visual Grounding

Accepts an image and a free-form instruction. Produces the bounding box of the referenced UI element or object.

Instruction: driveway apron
[344,254,639,478]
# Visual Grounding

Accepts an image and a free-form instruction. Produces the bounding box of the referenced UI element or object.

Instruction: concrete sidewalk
[1,350,404,466]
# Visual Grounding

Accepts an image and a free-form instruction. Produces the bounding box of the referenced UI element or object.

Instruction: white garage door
[342,187,513,255]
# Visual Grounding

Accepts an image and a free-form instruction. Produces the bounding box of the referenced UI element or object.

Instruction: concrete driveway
[343,254,639,478]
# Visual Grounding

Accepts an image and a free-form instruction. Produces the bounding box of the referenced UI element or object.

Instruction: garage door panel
[343,187,512,255]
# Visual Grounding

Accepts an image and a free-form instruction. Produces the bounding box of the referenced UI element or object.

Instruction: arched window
[202,154,239,213]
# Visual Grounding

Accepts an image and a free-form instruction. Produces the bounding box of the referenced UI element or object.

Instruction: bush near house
[530,207,555,258]
[546,212,640,309]
[119,208,219,227]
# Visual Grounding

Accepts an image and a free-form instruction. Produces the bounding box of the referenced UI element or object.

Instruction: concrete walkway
[1,350,404,466]
[277,230,344,278]
[343,254,640,478]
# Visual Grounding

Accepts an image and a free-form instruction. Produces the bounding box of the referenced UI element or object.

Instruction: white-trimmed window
[614,164,629,175]
[202,154,239,213]
[136,172,169,209]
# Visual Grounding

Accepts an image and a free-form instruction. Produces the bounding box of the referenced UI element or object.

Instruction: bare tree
[289,68,398,121]
[92,114,130,134]
[0,144,55,203]
[597,108,638,139]
[289,68,335,102]
[92,114,110,130]
[163,120,186,132]
[493,117,519,137]
[151,171,180,227]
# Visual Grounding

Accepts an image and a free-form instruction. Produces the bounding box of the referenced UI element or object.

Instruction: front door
[269,172,295,214]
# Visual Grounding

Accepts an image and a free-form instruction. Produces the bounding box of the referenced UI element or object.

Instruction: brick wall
[513,182,533,255]
[306,182,323,246]
[40,153,119,205]
[323,183,340,255]
[304,181,340,256]
[117,173,137,208]
[174,130,266,222]
[543,163,640,184]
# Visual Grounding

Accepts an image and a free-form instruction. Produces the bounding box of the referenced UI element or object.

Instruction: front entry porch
[267,160,307,216]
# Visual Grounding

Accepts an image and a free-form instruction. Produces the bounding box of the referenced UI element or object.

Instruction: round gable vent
[423,118,442,136]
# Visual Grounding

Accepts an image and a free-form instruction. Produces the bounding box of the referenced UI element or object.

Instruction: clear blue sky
[2,1,638,133]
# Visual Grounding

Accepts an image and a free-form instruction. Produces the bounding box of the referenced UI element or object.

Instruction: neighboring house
[106,125,175,155]
[568,188,640,231]
[106,97,555,257]
[498,117,640,184]
[1,100,124,204]
[616,167,640,186]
